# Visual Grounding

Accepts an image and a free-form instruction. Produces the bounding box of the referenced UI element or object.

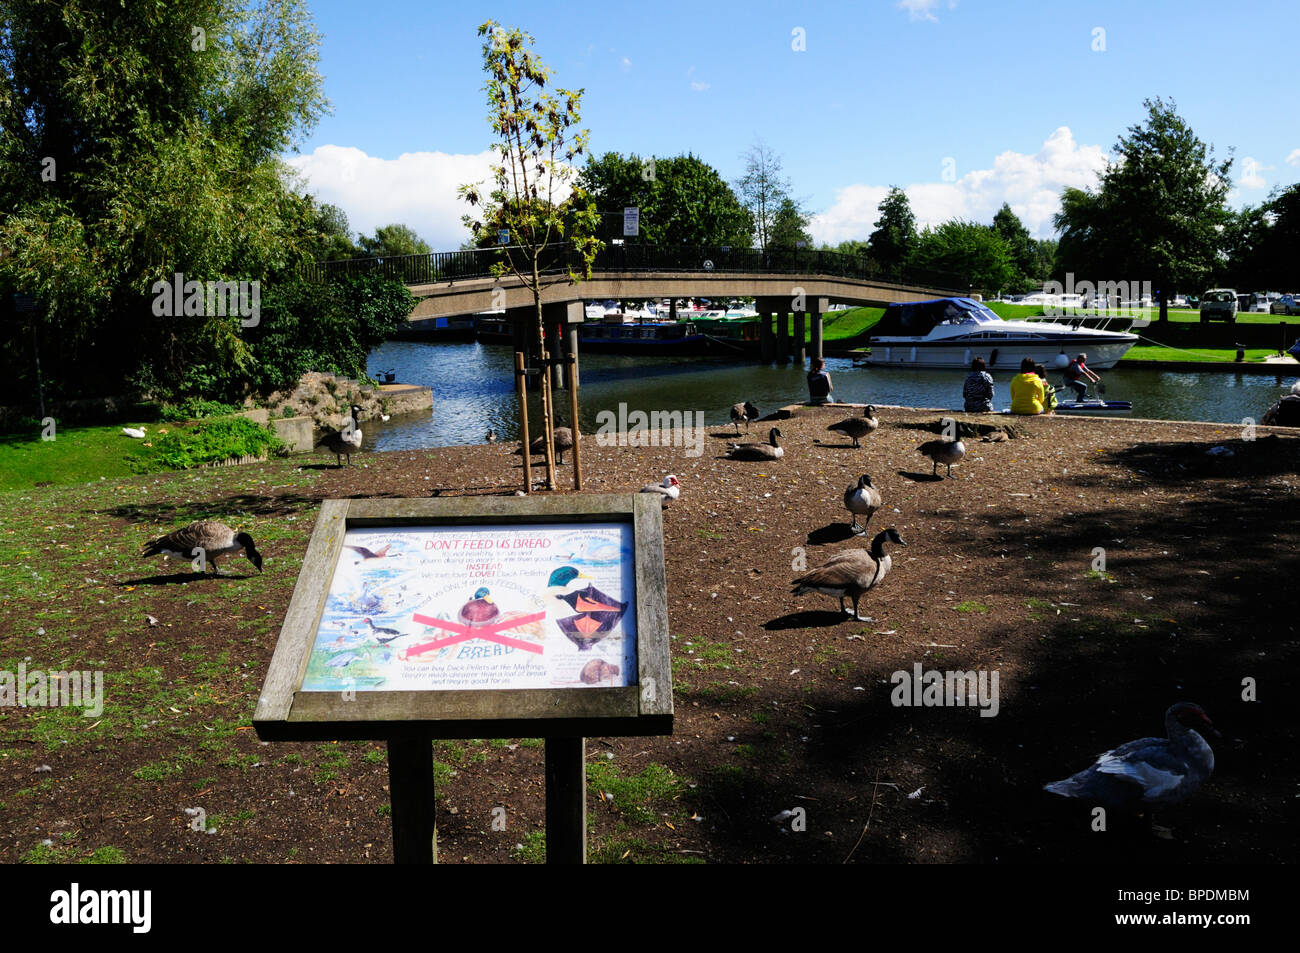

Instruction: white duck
[122,426,146,439]
[1044,702,1218,812]
[640,474,680,504]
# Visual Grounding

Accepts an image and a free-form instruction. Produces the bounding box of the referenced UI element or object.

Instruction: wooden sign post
[254,494,672,864]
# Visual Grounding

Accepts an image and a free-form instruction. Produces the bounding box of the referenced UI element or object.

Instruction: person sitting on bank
[1261,382,1300,426]
[963,357,995,412]
[808,358,833,405]
[1034,363,1059,415]
[1063,352,1100,403]
[1010,357,1045,415]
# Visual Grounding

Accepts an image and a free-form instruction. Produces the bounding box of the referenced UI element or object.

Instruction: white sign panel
[623,207,639,237]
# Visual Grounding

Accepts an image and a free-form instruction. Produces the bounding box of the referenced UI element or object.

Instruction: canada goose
[917,437,965,478]
[1045,703,1218,813]
[319,404,363,466]
[827,405,879,448]
[516,426,575,464]
[141,520,263,574]
[791,527,904,621]
[486,429,499,444]
[844,474,882,535]
[640,474,680,503]
[123,426,146,439]
[726,427,784,461]
[730,401,760,435]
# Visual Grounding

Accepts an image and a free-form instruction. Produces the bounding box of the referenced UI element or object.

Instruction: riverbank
[2,407,1296,864]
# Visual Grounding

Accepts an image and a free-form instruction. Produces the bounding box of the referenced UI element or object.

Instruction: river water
[364,341,1299,452]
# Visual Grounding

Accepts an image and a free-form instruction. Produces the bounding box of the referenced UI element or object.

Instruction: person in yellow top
[1009,357,1045,414]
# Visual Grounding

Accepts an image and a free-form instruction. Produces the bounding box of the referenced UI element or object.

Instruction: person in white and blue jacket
[963,357,994,412]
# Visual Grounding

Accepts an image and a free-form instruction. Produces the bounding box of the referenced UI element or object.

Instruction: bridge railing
[304,244,968,293]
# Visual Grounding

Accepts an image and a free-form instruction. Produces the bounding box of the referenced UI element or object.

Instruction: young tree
[736,140,792,251]
[868,187,918,272]
[459,20,601,491]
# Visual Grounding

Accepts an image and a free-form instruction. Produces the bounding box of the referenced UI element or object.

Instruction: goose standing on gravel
[320,404,363,467]
[726,427,784,461]
[141,520,263,574]
[827,405,879,448]
[844,474,882,535]
[641,474,680,504]
[517,426,575,465]
[729,401,760,435]
[917,437,965,478]
[1044,703,1218,814]
[791,528,904,621]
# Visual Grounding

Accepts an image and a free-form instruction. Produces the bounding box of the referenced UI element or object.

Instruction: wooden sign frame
[254,494,673,742]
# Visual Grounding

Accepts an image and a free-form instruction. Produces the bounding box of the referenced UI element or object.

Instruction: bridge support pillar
[508,307,534,389]
[793,312,805,365]
[758,309,774,362]
[777,310,790,363]
[563,324,579,389]
[810,296,827,362]
[544,316,562,390]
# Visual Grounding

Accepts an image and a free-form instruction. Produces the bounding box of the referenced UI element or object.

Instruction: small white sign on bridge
[623,207,639,237]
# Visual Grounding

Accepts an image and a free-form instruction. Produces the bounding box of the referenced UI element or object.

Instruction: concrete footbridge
[307,243,967,362]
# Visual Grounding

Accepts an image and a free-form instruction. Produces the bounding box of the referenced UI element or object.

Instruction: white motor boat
[864,297,1137,370]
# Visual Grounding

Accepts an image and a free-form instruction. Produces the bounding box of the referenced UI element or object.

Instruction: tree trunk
[533,273,557,491]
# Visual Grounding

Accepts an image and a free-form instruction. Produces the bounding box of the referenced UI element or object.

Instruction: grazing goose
[1044,703,1218,814]
[917,437,965,478]
[827,405,879,448]
[122,426,147,439]
[319,404,364,467]
[141,520,263,574]
[729,401,760,435]
[726,427,784,461]
[844,474,882,535]
[791,527,904,621]
[640,474,680,504]
[516,426,575,465]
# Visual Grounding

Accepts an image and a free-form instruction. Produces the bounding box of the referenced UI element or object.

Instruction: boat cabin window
[871,297,1000,336]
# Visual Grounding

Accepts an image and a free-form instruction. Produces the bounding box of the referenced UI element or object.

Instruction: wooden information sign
[254,494,673,863]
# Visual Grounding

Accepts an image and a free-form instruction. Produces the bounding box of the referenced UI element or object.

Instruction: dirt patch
[1,408,1296,863]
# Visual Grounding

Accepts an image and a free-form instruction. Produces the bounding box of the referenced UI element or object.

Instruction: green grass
[586,762,685,825]
[514,829,546,863]
[1122,346,1279,363]
[0,423,159,492]
[954,601,990,613]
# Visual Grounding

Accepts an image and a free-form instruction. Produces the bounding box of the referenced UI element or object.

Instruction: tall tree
[736,140,791,251]
[308,202,359,261]
[1224,184,1300,290]
[0,0,329,400]
[991,203,1036,289]
[1054,97,1232,321]
[868,187,917,272]
[459,20,601,492]
[357,224,432,258]
[577,152,752,247]
[910,220,1017,294]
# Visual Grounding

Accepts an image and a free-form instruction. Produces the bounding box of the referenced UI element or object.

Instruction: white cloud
[1287,148,1300,166]
[897,0,958,22]
[621,56,632,71]
[809,126,1109,244]
[287,145,498,250]
[1238,157,1269,189]
[690,81,710,91]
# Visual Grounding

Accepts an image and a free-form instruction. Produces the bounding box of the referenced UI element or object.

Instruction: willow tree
[460,20,600,492]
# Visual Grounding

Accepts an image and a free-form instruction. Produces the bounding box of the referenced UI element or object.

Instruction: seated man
[807,357,833,405]
[962,357,994,412]
[1009,357,1045,415]
[1262,382,1300,426]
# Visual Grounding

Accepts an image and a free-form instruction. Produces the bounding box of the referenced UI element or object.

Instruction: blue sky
[287,0,1300,249]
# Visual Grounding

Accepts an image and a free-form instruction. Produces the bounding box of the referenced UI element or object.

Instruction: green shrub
[133,417,283,470]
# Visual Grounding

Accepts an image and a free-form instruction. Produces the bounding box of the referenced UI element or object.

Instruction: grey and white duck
[791,527,904,621]
[141,520,263,574]
[640,474,680,503]
[726,427,784,461]
[844,474,882,535]
[827,405,879,448]
[1044,703,1218,812]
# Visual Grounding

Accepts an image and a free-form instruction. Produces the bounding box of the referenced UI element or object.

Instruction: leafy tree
[736,140,792,251]
[1031,238,1058,285]
[309,203,359,261]
[459,20,601,491]
[357,223,432,259]
[1053,97,1232,321]
[991,203,1036,289]
[0,0,330,401]
[1224,184,1300,290]
[910,220,1017,294]
[578,152,752,248]
[868,187,917,271]
[768,197,812,250]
